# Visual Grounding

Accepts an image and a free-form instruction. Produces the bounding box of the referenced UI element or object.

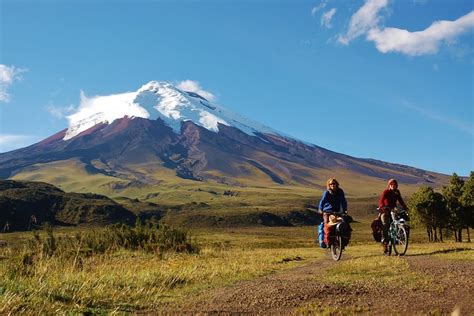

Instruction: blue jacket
[318,189,347,213]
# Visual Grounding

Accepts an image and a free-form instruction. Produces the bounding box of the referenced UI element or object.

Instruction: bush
[79,221,199,254]
[5,221,199,277]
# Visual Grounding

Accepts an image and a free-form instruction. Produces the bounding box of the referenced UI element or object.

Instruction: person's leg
[380,212,390,253]
[323,213,329,225]
[323,213,332,245]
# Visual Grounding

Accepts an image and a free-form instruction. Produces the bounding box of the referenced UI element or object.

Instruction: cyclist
[378,178,408,254]
[318,178,348,245]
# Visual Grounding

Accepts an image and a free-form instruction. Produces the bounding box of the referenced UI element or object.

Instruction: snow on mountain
[64,91,149,140]
[64,81,280,141]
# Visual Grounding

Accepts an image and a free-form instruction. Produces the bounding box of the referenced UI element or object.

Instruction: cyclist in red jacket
[378,179,408,254]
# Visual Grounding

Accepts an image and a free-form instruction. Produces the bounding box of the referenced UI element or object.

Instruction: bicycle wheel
[393,225,408,256]
[330,235,343,261]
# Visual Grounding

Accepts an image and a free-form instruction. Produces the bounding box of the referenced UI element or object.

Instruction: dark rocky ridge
[0,180,322,232]
[0,180,136,231]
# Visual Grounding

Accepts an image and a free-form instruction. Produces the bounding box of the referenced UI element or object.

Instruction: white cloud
[46,104,76,119]
[65,90,150,139]
[311,2,327,17]
[367,11,474,56]
[0,134,40,152]
[401,101,473,136]
[176,80,216,102]
[321,8,337,29]
[337,0,389,45]
[0,64,28,103]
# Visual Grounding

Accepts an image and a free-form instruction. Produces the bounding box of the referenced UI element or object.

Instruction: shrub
[5,221,199,277]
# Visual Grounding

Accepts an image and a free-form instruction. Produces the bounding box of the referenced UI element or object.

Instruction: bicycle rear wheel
[393,225,408,256]
[330,235,343,261]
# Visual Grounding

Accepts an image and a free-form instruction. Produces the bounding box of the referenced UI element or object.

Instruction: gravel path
[167,250,473,315]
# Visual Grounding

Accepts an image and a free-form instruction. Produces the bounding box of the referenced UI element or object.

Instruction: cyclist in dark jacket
[318,178,348,245]
[378,178,408,254]
[319,178,348,222]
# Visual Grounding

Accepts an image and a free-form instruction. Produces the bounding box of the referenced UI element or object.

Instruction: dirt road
[173,251,473,314]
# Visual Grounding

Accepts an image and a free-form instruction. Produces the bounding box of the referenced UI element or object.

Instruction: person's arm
[340,189,348,213]
[378,189,388,209]
[318,191,328,212]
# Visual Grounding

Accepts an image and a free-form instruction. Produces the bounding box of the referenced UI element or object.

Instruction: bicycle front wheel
[393,225,408,256]
[330,235,343,261]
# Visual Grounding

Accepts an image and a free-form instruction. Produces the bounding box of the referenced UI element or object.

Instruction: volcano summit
[0,81,446,197]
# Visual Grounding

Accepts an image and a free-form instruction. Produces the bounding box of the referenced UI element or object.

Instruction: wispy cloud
[401,101,474,136]
[0,134,40,152]
[0,64,28,103]
[176,80,216,102]
[311,2,327,17]
[338,0,389,45]
[46,104,76,119]
[367,11,474,56]
[321,8,337,29]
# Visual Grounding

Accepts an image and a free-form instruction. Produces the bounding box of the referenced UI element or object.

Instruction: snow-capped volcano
[64,81,279,140]
[0,80,446,191]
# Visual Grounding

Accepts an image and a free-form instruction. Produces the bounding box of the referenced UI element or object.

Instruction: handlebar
[323,211,348,216]
[378,207,407,213]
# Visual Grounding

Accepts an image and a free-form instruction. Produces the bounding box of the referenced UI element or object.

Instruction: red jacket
[378,189,407,211]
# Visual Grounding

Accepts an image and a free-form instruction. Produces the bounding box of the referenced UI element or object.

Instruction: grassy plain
[11,158,428,207]
[0,226,322,313]
[4,158,467,313]
[0,223,472,314]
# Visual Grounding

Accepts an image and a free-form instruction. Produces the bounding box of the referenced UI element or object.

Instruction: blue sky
[0,0,473,176]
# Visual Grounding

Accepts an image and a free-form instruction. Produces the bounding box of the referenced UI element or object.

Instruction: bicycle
[325,212,352,261]
[387,208,410,256]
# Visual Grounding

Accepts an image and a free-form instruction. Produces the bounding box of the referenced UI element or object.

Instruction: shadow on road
[407,247,472,257]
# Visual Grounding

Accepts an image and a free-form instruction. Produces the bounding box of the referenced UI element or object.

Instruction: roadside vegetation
[409,172,473,242]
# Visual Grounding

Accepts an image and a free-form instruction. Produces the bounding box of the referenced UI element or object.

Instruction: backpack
[371,216,383,242]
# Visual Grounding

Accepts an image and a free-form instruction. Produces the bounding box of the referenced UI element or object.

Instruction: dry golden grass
[0,229,322,313]
[1,223,472,314]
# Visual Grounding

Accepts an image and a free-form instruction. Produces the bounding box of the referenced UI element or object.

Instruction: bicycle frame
[388,209,410,256]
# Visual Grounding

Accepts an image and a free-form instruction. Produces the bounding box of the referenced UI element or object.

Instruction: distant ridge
[0,180,135,231]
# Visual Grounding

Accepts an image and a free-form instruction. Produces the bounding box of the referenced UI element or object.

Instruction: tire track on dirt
[168,251,473,315]
[174,258,344,314]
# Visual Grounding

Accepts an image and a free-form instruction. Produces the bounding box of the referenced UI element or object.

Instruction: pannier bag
[336,221,352,247]
[371,216,383,242]
[400,212,410,222]
[318,222,327,248]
